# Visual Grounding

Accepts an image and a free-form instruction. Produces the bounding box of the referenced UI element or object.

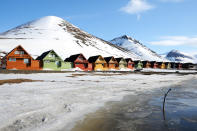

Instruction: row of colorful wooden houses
[0,45,196,71]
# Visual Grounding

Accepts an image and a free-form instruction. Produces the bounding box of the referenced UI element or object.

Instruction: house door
[24,59,30,66]
[55,61,61,68]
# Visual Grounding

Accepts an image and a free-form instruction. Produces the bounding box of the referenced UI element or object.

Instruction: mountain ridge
[165,49,197,63]
[110,35,167,61]
[0,16,139,59]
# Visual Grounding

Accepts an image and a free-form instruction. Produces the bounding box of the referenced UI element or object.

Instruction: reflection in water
[72,79,197,131]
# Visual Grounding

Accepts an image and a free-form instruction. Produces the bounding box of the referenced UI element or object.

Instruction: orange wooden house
[2,45,41,70]
[142,61,151,68]
[104,56,119,70]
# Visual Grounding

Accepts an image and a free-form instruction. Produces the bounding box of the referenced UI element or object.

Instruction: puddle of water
[71,79,197,131]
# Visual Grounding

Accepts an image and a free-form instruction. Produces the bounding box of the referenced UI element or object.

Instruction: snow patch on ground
[0,72,196,131]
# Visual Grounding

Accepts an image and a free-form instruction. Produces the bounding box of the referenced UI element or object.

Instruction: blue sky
[0,0,197,54]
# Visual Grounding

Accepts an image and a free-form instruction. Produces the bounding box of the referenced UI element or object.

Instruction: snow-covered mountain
[0,16,139,59]
[165,50,197,63]
[110,35,167,61]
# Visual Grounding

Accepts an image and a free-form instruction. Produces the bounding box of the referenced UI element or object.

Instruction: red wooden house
[150,61,158,69]
[2,45,41,70]
[125,58,134,69]
[65,53,92,71]
[175,63,182,70]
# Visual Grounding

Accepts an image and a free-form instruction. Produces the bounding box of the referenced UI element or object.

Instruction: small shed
[125,58,134,69]
[3,45,41,70]
[65,53,92,71]
[157,62,166,69]
[150,61,158,69]
[142,61,151,68]
[37,50,72,71]
[134,60,143,69]
[88,55,108,71]
[104,56,119,70]
[116,57,127,69]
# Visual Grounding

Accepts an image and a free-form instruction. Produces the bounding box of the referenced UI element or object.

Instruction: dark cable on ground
[163,88,172,121]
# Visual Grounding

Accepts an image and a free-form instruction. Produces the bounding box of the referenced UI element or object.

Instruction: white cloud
[120,0,154,14]
[160,0,184,3]
[149,36,197,46]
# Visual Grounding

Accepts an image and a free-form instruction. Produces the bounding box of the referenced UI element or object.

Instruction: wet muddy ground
[72,78,197,131]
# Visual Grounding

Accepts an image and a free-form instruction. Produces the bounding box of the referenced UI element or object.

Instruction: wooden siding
[38,50,72,71]
[105,57,119,70]
[94,56,108,71]
[4,45,41,70]
[126,58,134,69]
[68,54,92,71]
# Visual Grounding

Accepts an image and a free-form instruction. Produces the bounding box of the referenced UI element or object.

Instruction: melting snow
[0,72,196,131]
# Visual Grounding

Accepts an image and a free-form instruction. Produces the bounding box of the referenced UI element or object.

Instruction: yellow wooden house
[158,62,166,69]
[88,55,108,71]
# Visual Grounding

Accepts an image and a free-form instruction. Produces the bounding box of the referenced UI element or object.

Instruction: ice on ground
[142,68,197,73]
[0,72,196,131]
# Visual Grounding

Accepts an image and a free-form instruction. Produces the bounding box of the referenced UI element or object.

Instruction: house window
[49,54,56,58]
[15,51,24,55]
[78,57,84,61]
[14,51,19,54]
[20,51,24,55]
[24,59,29,64]
[9,58,16,62]
[98,58,102,61]
[48,54,52,57]
[45,60,50,63]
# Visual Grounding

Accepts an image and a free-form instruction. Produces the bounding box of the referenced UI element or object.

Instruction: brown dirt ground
[0,79,42,85]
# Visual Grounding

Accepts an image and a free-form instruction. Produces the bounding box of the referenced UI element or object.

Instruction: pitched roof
[5,45,33,59]
[65,53,82,62]
[157,62,164,64]
[142,61,150,64]
[115,58,121,63]
[125,58,133,63]
[150,61,156,64]
[104,57,114,63]
[36,50,52,60]
[134,60,142,64]
[116,58,125,63]
[88,55,100,63]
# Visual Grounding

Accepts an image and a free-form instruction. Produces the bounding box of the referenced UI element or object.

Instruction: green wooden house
[134,60,143,69]
[37,50,72,71]
[116,58,127,69]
